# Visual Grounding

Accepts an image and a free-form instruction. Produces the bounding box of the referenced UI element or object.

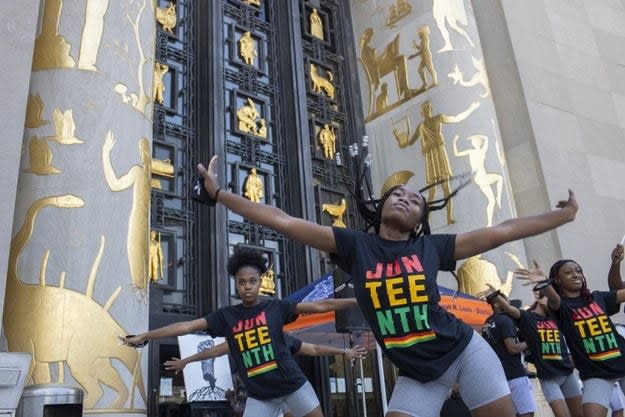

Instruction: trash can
[17,384,83,417]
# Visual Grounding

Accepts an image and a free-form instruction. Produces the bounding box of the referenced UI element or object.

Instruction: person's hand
[197,155,220,198]
[476,283,499,301]
[344,345,367,362]
[119,334,147,348]
[164,357,186,374]
[611,244,624,265]
[515,260,547,286]
[556,189,578,220]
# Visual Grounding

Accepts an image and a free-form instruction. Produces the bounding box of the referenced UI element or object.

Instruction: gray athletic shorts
[583,378,619,409]
[611,383,625,412]
[243,381,319,417]
[387,331,510,417]
[507,376,537,415]
[540,373,582,403]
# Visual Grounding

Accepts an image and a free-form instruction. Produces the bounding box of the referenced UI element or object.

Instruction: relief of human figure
[453,134,503,226]
[432,0,475,52]
[102,132,151,291]
[394,100,480,224]
[78,0,110,70]
[409,25,438,91]
[243,168,264,203]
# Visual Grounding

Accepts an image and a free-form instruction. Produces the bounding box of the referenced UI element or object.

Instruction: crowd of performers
[120,155,625,417]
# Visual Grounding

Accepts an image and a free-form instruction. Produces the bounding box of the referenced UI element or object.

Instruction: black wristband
[532,279,553,291]
[485,290,502,303]
[213,187,222,203]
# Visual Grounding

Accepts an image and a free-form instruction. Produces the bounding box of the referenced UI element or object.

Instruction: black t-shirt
[285,334,303,355]
[482,313,526,380]
[517,309,573,379]
[203,299,307,399]
[555,291,625,380]
[332,228,473,382]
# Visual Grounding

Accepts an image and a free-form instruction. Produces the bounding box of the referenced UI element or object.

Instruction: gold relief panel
[456,252,525,298]
[32,0,110,71]
[359,28,420,121]
[379,170,415,197]
[25,94,49,128]
[153,62,169,104]
[150,157,175,189]
[432,0,475,53]
[242,0,261,7]
[385,0,412,28]
[309,63,335,99]
[45,108,84,145]
[322,198,347,228]
[238,31,258,66]
[243,168,265,203]
[112,0,154,117]
[317,123,337,160]
[448,56,490,98]
[149,230,164,282]
[392,100,480,225]
[452,134,502,227]
[156,1,177,33]
[236,97,267,139]
[24,136,62,175]
[309,8,324,40]
[3,194,147,411]
[408,25,438,91]
[259,263,276,296]
[102,132,151,292]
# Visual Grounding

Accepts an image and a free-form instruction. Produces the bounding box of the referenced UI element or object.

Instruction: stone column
[3,0,156,414]
[0,0,40,347]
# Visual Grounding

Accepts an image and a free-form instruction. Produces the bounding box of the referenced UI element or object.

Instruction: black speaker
[333,268,369,333]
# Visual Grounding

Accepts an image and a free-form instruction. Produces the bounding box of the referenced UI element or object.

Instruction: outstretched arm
[504,337,527,355]
[295,298,359,314]
[478,284,521,320]
[299,343,367,361]
[121,318,208,347]
[198,157,336,253]
[515,260,561,311]
[164,342,229,374]
[608,244,624,291]
[455,190,578,260]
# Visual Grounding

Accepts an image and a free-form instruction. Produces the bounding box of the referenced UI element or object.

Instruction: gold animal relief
[4,196,147,410]
[243,0,261,6]
[156,1,177,33]
[385,0,412,28]
[26,94,48,128]
[45,108,84,145]
[310,64,335,99]
[322,198,347,228]
[236,98,267,139]
[24,136,62,175]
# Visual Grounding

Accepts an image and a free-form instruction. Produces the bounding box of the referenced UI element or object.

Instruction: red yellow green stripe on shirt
[247,360,278,377]
[589,349,622,361]
[384,331,436,348]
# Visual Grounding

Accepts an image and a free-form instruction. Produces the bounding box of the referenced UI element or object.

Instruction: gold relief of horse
[2,195,147,411]
[310,64,335,99]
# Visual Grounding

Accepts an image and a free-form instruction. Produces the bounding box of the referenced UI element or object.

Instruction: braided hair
[354,176,470,238]
[548,259,593,303]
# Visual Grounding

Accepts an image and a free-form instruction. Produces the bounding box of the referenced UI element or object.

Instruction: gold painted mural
[2,196,146,410]
[102,132,151,292]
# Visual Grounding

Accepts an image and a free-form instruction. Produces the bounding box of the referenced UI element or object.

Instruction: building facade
[1,1,624,416]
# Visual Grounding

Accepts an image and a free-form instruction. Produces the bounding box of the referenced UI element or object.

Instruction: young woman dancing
[516,252,625,417]
[483,286,582,417]
[122,247,357,417]
[197,156,578,417]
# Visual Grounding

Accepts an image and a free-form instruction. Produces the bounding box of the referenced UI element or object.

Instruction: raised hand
[555,189,578,219]
[197,155,220,198]
[612,244,624,265]
[515,260,547,286]
[476,283,499,301]
[119,334,147,348]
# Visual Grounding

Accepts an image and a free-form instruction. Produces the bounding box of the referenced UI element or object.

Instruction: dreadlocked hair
[548,259,593,303]
[353,174,471,237]
[227,246,268,277]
